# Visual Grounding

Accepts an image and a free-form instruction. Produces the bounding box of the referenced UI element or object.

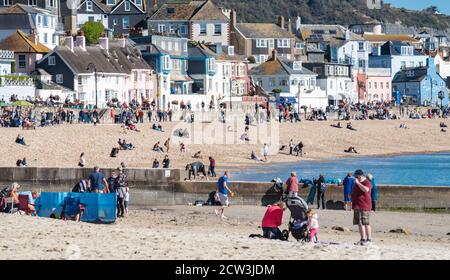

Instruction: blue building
[392,57,449,107]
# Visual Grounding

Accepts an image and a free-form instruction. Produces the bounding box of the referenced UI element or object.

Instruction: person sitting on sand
[261,201,287,240]
[153,142,164,153]
[346,122,357,131]
[152,123,164,132]
[152,159,160,168]
[193,151,203,159]
[185,162,208,181]
[15,134,26,146]
[240,132,250,142]
[399,123,408,129]
[344,146,358,154]
[440,122,448,128]
[441,128,447,133]
[251,151,263,161]
[331,122,342,128]
[125,119,140,132]
[16,157,27,167]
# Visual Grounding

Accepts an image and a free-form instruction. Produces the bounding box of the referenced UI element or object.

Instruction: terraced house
[148,0,230,46]
[37,35,154,108]
[230,11,295,63]
[73,0,147,36]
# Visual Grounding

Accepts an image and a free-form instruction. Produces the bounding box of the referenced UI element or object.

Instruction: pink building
[364,68,392,103]
[0,30,50,74]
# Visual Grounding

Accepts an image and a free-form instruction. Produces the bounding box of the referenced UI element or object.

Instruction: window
[312,67,322,76]
[279,79,287,86]
[180,25,187,35]
[167,41,172,51]
[169,24,175,33]
[163,55,171,70]
[122,17,130,29]
[78,76,83,85]
[292,79,298,85]
[28,0,37,6]
[56,74,63,84]
[86,1,93,11]
[48,56,55,65]
[134,0,142,6]
[124,1,130,11]
[269,78,276,87]
[18,55,26,68]
[3,0,12,6]
[277,39,290,48]
[374,82,377,89]
[293,61,302,71]
[107,0,116,5]
[174,42,179,51]
[386,82,389,89]
[330,81,333,89]
[358,42,365,51]
[256,39,267,48]
[48,0,56,8]
[158,24,166,33]
[401,46,413,56]
[208,58,215,72]
[43,16,49,27]
[401,61,406,69]
[268,39,274,49]
[88,16,95,22]
[409,61,414,68]
[214,24,221,35]
[295,42,304,49]
[369,82,371,89]
[258,55,268,63]
[113,18,119,26]
[228,46,234,56]
[200,24,207,35]
[37,15,42,27]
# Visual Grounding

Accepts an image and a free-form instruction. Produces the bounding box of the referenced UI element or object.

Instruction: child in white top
[306,209,319,243]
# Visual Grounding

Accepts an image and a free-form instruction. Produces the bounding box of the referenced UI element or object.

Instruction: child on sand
[306,209,319,243]
[124,187,129,217]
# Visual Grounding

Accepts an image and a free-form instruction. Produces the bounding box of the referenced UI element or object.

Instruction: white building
[250,51,328,110]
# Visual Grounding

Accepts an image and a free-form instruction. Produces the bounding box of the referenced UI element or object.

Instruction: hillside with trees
[209,0,450,30]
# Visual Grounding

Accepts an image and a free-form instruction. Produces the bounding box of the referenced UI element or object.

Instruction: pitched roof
[249,56,315,76]
[236,23,294,39]
[379,41,423,56]
[53,39,151,74]
[392,67,428,83]
[150,0,228,21]
[0,3,53,15]
[363,34,418,43]
[78,0,112,13]
[0,13,34,30]
[0,30,50,53]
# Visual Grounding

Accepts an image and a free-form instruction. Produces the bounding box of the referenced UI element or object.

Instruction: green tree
[81,21,105,45]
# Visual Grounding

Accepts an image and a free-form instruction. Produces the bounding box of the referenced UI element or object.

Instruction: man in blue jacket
[343,173,355,211]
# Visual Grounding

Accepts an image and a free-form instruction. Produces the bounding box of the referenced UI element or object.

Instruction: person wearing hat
[286,171,299,197]
[351,169,373,246]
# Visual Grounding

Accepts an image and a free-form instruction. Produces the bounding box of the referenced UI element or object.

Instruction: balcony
[0,75,34,87]
[0,50,14,60]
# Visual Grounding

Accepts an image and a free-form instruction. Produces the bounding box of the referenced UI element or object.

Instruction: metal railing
[0,50,14,60]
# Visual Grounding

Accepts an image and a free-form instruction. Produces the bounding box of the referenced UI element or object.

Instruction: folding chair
[18,194,32,215]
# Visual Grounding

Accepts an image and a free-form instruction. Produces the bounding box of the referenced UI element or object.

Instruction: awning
[171,74,193,82]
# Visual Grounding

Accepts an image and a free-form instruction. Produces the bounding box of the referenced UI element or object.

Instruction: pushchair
[283,195,314,243]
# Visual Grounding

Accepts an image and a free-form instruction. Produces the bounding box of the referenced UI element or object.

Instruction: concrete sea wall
[1,167,450,210]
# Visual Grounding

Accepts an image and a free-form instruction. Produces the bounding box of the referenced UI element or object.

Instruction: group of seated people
[125,119,140,132]
[0,183,39,216]
[152,123,164,132]
[344,146,358,154]
[118,139,134,150]
[16,157,28,167]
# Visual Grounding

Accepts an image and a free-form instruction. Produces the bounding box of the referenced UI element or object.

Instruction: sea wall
[1,167,449,210]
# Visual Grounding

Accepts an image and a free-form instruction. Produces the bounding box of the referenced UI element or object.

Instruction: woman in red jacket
[261,201,286,239]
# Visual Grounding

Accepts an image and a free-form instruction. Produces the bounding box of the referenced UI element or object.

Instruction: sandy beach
[1,118,450,169]
[1,206,449,260]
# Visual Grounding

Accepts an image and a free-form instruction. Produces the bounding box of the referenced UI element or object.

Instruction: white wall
[77,14,109,30]
[191,22,229,46]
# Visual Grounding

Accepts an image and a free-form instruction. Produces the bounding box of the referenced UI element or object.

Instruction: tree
[81,21,105,45]
[272,88,282,94]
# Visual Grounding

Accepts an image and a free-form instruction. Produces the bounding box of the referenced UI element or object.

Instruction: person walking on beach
[215,171,233,219]
[115,168,127,218]
[289,139,294,155]
[164,138,170,152]
[367,173,378,212]
[263,143,269,161]
[78,153,85,168]
[286,172,299,197]
[343,173,355,211]
[162,155,170,168]
[352,169,373,246]
[261,201,286,240]
[89,166,109,193]
[208,156,216,177]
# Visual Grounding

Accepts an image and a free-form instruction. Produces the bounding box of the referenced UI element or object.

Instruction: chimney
[288,18,292,34]
[230,9,237,31]
[152,0,158,13]
[278,16,285,29]
[345,29,350,41]
[64,36,74,52]
[296,16,302,32]
[118,36,126,48]
[99,36,109,52]
[271,49,278,61]
[75,31,86,51]
[29,29,38,45]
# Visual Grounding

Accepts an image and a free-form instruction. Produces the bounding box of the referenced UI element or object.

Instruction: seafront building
[0,2,448,108]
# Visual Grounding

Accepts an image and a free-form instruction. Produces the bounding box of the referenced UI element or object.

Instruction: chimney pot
[278,16,285,30]
[65,36,74,52]
[76,35,86,51]
[288,18,292,34]
[99,36,109,52]
[272,49,278,60]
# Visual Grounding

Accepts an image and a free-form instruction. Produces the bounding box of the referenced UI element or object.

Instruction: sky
[384,0,450,15]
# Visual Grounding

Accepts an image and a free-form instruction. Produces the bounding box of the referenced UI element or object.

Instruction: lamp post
[86,63,98,109]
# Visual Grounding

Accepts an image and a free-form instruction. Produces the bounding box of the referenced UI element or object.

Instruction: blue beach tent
[34,192,117,223]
